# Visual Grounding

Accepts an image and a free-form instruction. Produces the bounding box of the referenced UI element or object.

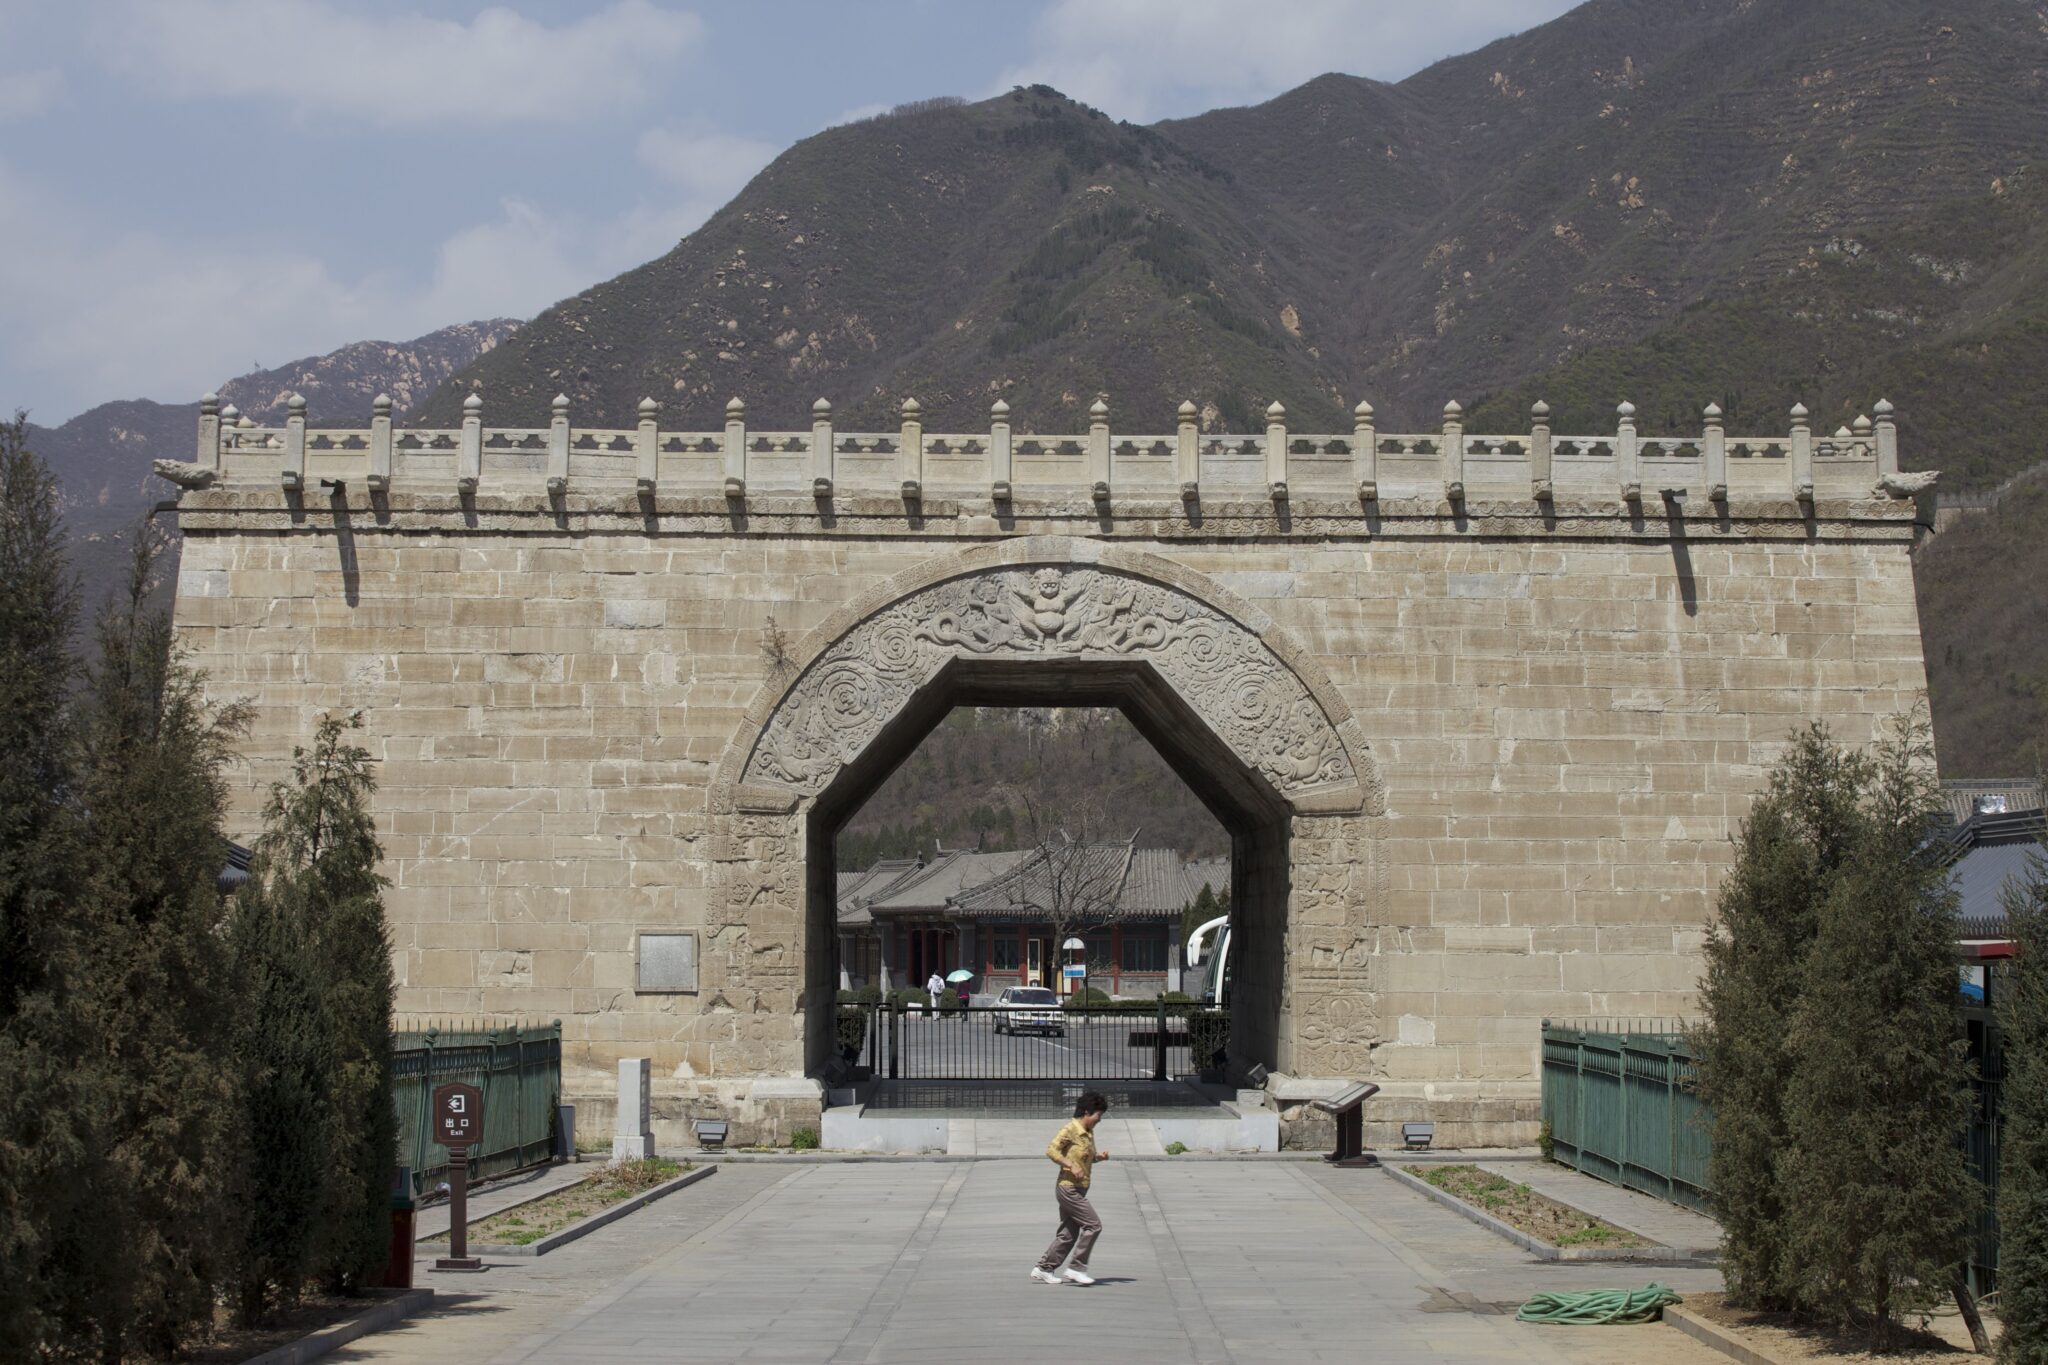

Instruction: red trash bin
[383,1166,416,1289]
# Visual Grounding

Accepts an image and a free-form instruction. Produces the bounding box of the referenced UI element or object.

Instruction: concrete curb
[1664,1305,1788,1365]
[416,1171,592,1242]
[470,1164,716,1257]
[242,1288,433,1365]
[1383,1164,1715,1266]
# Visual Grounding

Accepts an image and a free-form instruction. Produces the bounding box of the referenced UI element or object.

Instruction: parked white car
[992,986,1064,1036]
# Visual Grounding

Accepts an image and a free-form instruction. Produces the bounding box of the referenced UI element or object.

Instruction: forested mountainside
[26,320,519,617]
[835,708,1230,868]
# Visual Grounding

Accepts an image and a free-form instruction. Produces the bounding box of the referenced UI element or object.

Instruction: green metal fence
[393,1020,561,1195]
[1540,1020,1711,1214]
[1541,1015,2005,1292]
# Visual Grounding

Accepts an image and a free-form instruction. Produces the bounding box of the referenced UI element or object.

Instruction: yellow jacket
[1046,1118,1099,1189]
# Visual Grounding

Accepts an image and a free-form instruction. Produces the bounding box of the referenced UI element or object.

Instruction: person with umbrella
[946,967,975,1012]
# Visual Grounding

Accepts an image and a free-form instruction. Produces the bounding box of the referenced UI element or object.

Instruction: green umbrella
[945,969,974,983]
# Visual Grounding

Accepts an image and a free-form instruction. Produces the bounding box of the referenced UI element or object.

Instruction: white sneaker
[1029,1268,1061,1285]
[1062,1268,1096,1286]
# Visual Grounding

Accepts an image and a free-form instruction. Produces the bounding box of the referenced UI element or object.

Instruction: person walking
[926,971,944,1013]
[1031,1091,1109,1285]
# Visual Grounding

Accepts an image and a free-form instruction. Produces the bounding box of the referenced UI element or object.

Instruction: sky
[0,0,1574,425]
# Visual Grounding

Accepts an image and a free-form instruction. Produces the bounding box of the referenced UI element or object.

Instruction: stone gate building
[159,391,1935,1146]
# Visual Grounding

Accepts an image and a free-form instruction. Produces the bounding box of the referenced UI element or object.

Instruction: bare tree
[990,787,1134,996]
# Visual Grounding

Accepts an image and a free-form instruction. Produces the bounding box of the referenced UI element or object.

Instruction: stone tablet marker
[614,1058,654,1161]
[432,1081,484,1271]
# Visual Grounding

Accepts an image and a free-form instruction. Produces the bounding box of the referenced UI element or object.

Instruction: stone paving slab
[333,1160,1732,1365]
[1474,1160,1721,1254]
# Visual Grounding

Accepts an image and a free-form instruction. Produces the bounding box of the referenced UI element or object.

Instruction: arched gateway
[708,539,1386,1083]
[163,391,1934,1147]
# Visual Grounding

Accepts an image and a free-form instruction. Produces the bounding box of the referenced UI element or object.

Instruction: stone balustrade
[167,391,1920,508]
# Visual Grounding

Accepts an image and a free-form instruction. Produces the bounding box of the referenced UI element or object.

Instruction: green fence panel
[392,1021,561,1196]
[1540,1022,1710,1214]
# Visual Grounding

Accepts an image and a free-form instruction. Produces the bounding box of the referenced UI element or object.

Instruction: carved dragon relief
[742,566,1355,801]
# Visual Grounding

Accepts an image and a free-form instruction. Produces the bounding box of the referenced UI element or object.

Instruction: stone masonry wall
[172,513,1928,1145]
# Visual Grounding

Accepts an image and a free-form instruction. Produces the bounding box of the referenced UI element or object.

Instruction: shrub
[790,1127,820,1151]
[1164,1141,1189,1156]
[1537,1119,1554,1163]
[834,1006,869,1058]
[887,987,926,1010]
[941,988,966,1015]
[1063,987,1112,1010]
[1188,1009,1229,1072]
[1161,990,1193,1004]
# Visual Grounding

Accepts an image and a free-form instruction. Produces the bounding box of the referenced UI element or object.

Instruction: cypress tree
[0,414,91,1356]
[255,712,394,1292]
[68,526,251,1358]
[223,866,332,1321]
[1780,713,1975,1347]
[1695,723,1870,1309]
[1998,805,2048,1365]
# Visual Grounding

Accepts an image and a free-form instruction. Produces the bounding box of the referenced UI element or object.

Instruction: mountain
[408,0,2048,776]
[25,320,520,616]
[835,708,1230,868]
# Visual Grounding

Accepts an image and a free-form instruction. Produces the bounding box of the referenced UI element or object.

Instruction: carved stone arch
[711,537,1383,819]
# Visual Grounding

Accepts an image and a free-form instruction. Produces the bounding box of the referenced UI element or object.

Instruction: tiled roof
[1935,808,2046,937]
[1941,778,2044,825]
[837,846,1233,927]
[1182,858,1229,898]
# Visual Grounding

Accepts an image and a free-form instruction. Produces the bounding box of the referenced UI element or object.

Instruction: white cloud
[0,139,770,421]
[95,0,702,127]
[0,67,61,120]
[995,0,1577,122]
[635,126,778,195]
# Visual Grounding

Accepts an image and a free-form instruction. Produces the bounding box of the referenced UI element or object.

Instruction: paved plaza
[346,1159,1729,1364]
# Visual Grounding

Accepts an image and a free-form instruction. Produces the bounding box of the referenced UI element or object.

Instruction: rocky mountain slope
[407,0,2048,777]
[26,320,519,615]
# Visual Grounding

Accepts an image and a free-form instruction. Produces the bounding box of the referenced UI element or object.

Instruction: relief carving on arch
[742,566,1356,801]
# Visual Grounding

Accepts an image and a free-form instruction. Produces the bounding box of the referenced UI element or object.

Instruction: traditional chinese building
[837,842,1226,998]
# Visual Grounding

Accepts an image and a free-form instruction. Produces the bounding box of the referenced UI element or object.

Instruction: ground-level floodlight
[1403,1122,1436,1151]
[694,1119,729,1152]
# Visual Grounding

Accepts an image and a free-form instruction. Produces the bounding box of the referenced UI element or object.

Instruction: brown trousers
[1036,1183,1102,1271]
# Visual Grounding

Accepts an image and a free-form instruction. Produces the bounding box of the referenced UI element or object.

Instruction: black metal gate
[836,1000,1227,1082]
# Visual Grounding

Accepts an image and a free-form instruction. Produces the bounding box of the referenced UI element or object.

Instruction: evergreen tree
[0,414,91,1356]
[223,868,332,1321]
[256,713,394,1292]
[68,526,251,1357]
[1998,801,2048,1365]
[1779,713,1975,1346]
[1695,723,1870,1310]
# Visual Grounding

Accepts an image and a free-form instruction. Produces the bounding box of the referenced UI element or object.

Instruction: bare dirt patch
[163,1292,393,1364]
[1685,1291,1995,1362]
[430,1157,689,1248]
[1407,1163,1646,1249]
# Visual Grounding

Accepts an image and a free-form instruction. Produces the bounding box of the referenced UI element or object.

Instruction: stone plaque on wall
[637,933,698,993]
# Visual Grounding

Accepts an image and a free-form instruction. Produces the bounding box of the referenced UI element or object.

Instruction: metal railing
[837,1001,1227,1081]
[1541,1022,1711,1213]
[393,1020,560,1196]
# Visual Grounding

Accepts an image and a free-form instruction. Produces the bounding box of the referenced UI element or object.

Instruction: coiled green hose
[1516,1284,1682,1325]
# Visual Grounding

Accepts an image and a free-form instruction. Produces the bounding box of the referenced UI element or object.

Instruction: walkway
[338,1160,1730,1364]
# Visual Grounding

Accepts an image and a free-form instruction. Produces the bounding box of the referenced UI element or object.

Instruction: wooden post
[432,1081,484,1272]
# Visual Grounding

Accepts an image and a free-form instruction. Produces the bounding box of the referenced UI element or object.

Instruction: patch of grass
[443,1157,690,1248]
[790,1127,819,1150]
[1164,1140,1190,1155]
[1407,1164,1645,1250]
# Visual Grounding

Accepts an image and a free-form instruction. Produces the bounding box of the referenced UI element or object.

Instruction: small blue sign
[1063,964,1087,978]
